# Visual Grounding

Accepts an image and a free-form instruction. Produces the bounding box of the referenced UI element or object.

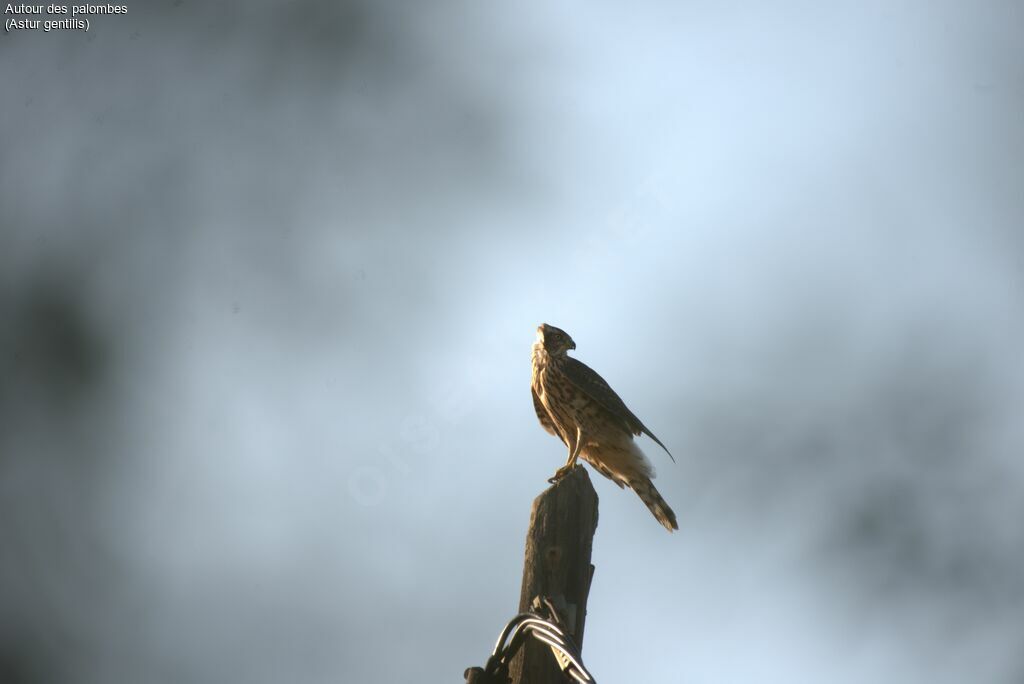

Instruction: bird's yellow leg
[548,427,584,483]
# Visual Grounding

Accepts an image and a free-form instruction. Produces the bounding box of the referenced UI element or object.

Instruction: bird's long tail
[629,477,678,532]
[581,439,678,532]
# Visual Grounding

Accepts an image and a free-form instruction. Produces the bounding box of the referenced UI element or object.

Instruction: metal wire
[466,597,597,684]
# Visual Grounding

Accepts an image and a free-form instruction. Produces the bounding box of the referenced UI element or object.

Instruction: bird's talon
[547,464,576,484]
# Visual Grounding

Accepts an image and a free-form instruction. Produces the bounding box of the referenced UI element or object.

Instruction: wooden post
[509,465,599,684]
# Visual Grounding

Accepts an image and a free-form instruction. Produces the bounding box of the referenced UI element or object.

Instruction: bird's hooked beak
[568,340,576,350]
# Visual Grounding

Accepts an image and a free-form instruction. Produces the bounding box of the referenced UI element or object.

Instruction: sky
[2,1,1023,682]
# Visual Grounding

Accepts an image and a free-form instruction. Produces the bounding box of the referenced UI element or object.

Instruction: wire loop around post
[463,596,597,684]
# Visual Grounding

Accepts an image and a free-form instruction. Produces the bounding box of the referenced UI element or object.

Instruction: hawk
[531,323,678,531]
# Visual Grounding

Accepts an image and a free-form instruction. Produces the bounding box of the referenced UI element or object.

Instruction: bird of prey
[531,323,677,531]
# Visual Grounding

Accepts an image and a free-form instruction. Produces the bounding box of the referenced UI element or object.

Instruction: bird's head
[536,323,576,356]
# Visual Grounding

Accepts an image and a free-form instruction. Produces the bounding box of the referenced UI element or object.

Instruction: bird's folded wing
[562,356,674,461]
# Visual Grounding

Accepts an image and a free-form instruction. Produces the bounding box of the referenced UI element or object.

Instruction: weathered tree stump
[509,465,599,684]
